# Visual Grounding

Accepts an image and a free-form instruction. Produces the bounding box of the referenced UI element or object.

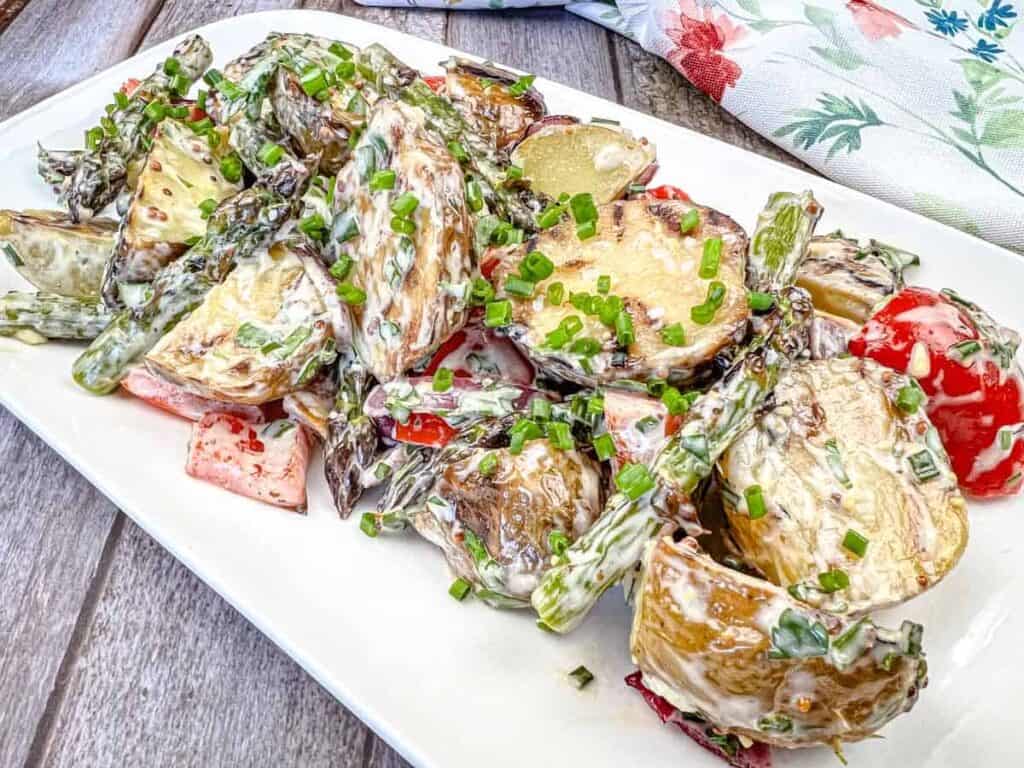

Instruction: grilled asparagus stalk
[323,351,379,518]
[38,35,212,221]
[531,191,822,632]
[0,292,113,340]
[72,182,304,394]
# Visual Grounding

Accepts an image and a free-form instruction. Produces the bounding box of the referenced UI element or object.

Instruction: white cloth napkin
[356,1,1024,253]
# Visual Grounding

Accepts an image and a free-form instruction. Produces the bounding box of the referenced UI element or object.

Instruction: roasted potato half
[332,99,473,381]
[631,535,927,749]
[146,238,336,404]
[510,121,656,204]
[718,356,968,614]
[492,198,749,386]
[0,209,114,298]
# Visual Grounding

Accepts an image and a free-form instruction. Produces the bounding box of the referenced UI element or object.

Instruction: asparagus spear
[71,182,302,394]
[323,350,379,518]
[38,35,212,221]
[531,191,823,633]
[359,44,544,230]
[0,292,113,341]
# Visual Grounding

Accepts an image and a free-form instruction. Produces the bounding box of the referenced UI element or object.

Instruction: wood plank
[308,0,447,43]
[143,0,303,47]
[31,520,379,768]
[610,35,813,172]
[0,407,118,768]
[0,0,165,120]
[447,8,617,100]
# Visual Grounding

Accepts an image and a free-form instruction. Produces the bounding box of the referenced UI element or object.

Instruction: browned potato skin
[492,199,750,385]
[410,440,603,598]
[631,536,926,748]
[444,68,545,149]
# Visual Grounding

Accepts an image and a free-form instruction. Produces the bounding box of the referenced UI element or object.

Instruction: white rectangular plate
[2,10,1021,768]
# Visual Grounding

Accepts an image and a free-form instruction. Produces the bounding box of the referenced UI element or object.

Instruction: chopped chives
[908,449,940,482]
[661,386,691,416]
[508,418,543,454]
[1000,428,1014,451]
[196,89,208,111]
[614,309,635,347]
[661,322,686,346]
[745,485,766,519]
[842,529,869,558]
[691,281,726,325]
[950,339,981,361]
[596,275,611,294]
[568,665,594,690]
[219,154,243,183]
[576,219,597,241]
[478,452,499,477]
[466,179,484,212]
[113,90,129,110]
[747,291,775,311]
[521,250,554,281]
[390,216,416,235]
[468,278,495,307]
[100,116,119,136]
[143,100,166,122]
[544,327,569,350]
[300,66,328,97]
[569,192,598,224]
[359,512,378,537]
[593,433,617,461]
[824,439,852,488]
[537,204,563,229]
[508,74,536,97]
[198,198,218,219]
[432,367,454,392]
[570,292,591,312]
[530,397,552,421]
[548,530,570,557]
[257,142,284,166]
[896,382,924,413]
[188,116,214,135]
[447,140,468,163]
[699,237,722,279]
[369,169,396,191]
[506,164,523,180]
[615,463,655,500]
[390,192,419,218]
[587,395,604,416]
[336,282,367,305]
[546,282,564,306]
[336,60,356,80]
[598,296,623,327]
[560,315,583,337]
[818,569,850,593]
[298,213,326,240]
[84,126,104,150]
[679,208,700,235]
[570,337,601,357]
[546,421,575,451]
[448,577,472,601]
[329,41,353,60]
[484,299,512,327]
[330,254,353,281]
[504,275,536,298]
[169,73,191,96]
[163,56,181,75]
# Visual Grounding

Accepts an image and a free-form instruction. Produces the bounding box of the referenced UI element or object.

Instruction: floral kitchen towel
[356,1,1024,252]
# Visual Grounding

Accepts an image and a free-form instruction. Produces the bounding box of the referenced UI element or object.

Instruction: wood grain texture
[33,521,377,768]
[447,8,618,100]
[306,0,447,43]
[0,407,118,768]
[0,0,164,120]
[143,0,303,47]
[611,34,814,173]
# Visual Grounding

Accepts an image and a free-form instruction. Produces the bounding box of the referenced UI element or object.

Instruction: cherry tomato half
[646,184,691,202]
[422,76,446,93]
[394,413,458,448]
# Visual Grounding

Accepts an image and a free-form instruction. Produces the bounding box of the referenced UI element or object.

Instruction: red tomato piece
[422,75,446,93]
[394,413,457,448]
[186,414,310,509]
[120,78,141,97]
[602,389,680,468]
[646,184,691,202]
[121,367,265,423]
[187,105,208,122]
[480,257,500,280]
[422,321,534,386]
[849,286,1024,497]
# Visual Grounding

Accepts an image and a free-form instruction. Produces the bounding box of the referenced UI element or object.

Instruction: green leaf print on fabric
[773,93,884,159]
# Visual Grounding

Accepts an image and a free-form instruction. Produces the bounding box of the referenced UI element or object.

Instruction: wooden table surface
[0,2,808,766]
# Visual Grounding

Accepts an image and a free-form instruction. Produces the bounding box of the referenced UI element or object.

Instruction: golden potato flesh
[146,240,334,404]
[631,536,927,749]
[491,199,749,386]
[718,357,967,614]
[510,122,656,204]
[797,235,903,323]
[443,63,545,150]
[333,100,473,381]
[410,438,604,601]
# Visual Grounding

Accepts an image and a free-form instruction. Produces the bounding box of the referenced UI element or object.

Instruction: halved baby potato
[146,239,336,404]
[510,121,656,204]
[491,198,749,386]
[631,535,927,749]
[717,356,967,614]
